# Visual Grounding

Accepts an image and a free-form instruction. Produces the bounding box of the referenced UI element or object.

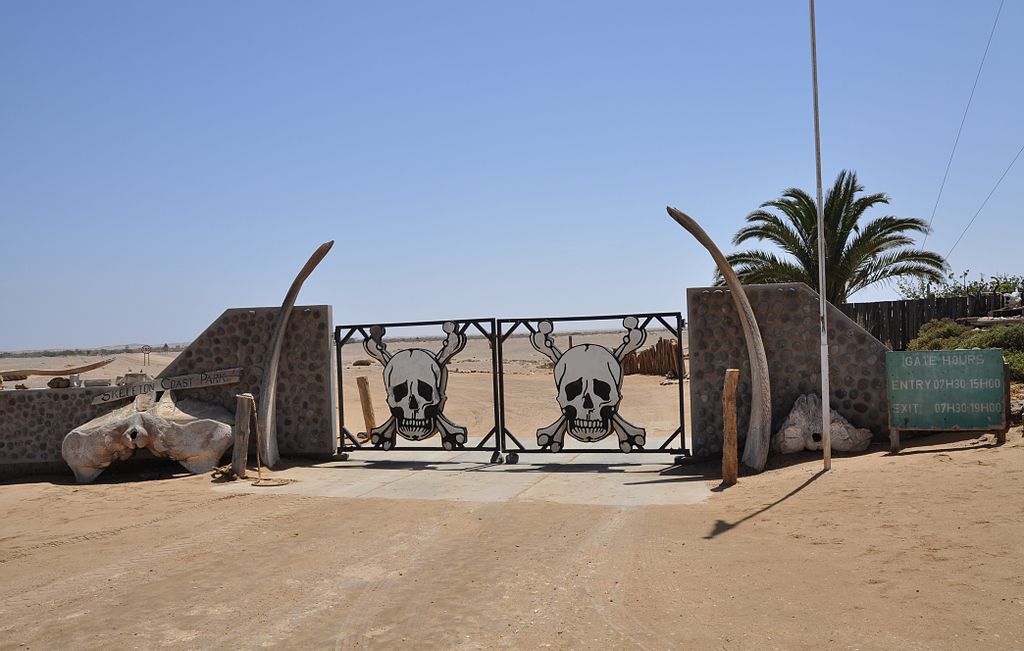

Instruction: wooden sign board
[886,350,1007,450]
[92,368,243,405]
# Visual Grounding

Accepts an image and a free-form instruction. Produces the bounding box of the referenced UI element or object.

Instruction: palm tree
[720,170,948,304]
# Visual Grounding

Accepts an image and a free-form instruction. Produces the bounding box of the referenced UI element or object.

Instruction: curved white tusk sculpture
[666,206,772,472]
[259,240,334,468]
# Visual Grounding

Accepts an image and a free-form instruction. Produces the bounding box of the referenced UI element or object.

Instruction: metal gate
[335,313,687,464]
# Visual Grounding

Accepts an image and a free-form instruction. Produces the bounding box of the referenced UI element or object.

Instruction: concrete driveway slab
[213,450,713,506]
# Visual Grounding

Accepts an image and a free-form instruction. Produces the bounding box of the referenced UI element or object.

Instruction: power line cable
[944,141,1024,259]
[923,0,1004,245]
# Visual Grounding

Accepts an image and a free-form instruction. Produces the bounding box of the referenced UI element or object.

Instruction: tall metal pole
[809,0,832,470]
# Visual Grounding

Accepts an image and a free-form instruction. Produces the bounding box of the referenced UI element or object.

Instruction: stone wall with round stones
[0,304,337,479]
[0,387,118,477]
[687,283,889,458]
[158,305,337,457]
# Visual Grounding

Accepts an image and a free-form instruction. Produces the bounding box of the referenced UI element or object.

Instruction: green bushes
[908,319,971,351]
[960,325,1024,352]
[1005,352,1024,382]
[908,319,1024,381]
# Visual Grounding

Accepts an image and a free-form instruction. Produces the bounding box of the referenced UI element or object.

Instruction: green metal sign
[886,349,1006,432]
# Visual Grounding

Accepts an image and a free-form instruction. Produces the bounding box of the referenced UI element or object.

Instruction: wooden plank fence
[838,294,1006,351]
[623,338,686,377]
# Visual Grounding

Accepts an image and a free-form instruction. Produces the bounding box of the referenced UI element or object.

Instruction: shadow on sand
[888,429,1006,456]
[703,469,827,540]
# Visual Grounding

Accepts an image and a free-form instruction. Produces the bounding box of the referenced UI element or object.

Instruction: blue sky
[1,1,1021,350]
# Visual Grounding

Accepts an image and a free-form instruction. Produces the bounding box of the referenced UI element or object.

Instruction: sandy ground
[3,338,1024,649]
[2,430,1022,649]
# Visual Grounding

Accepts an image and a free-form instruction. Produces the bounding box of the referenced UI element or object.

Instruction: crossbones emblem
[362,322,468,451]
[530,317,648,452]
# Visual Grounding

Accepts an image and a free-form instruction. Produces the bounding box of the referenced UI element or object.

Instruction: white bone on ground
[771,394,872,454]
[61,392,234,483]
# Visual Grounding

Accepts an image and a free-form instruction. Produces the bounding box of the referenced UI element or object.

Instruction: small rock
[1010,399,1023,425]
[47,377,71,389]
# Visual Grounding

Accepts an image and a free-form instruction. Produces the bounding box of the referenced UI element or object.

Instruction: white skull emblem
[362,322,468,450]
[383,349,444,440]
[555,345,622,441]
[530,318,648,453]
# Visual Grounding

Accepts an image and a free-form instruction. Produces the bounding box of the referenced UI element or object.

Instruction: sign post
[886,349,1008,452]
[141,344,152,366]
[808,0,831,470]
[92,367,243,405]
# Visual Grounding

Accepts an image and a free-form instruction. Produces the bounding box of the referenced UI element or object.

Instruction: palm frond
[714,249,812,287]
[847,249,948,298]
[721,170,949,303]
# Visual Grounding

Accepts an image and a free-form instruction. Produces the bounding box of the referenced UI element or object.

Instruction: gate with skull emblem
[335,313,687,464]
[496,312,687,462]
[335,318,505,462]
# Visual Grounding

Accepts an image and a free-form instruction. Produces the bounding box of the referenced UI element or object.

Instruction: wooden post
[356,376,376,435]
[231,393,254,478]
[998,362,1010,444]
[722,369,740,486]
[889,428,901,454]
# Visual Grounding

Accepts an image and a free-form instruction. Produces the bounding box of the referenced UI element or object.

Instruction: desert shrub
[352,359,373,367]
[909,320,1024,380]
[959,324,1024,352]
[908,319,970,351]
[1005,352,1024,382]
